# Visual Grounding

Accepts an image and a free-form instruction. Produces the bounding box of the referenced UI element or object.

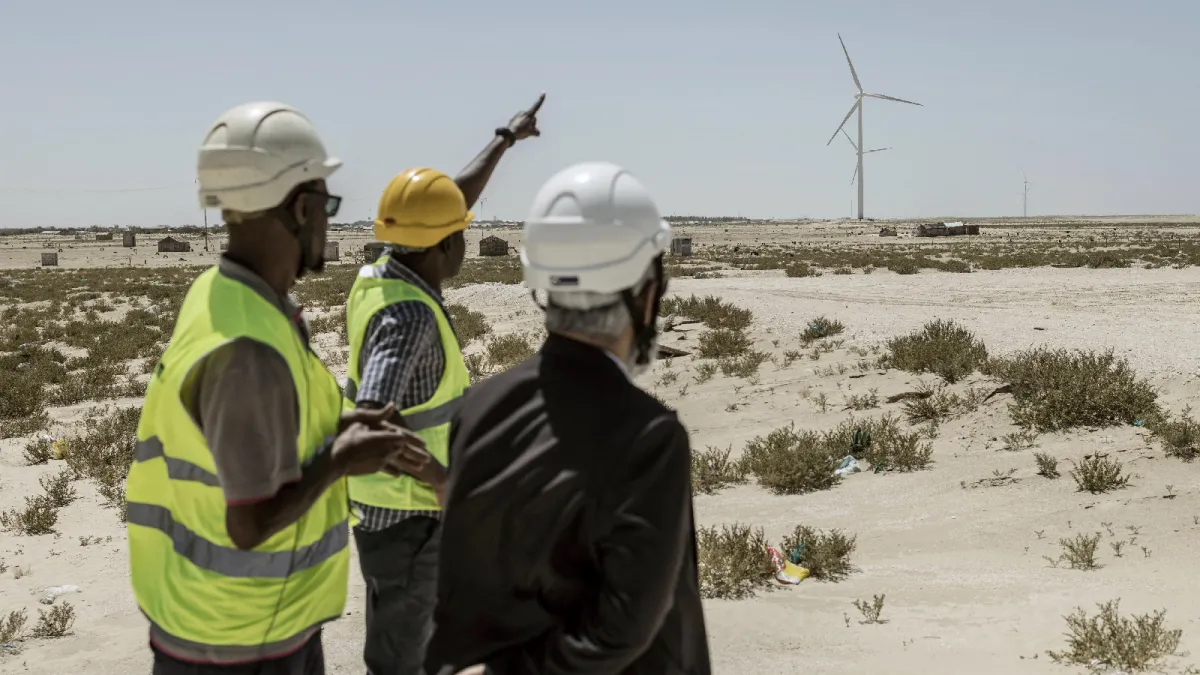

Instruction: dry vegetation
[6,224,1200,671]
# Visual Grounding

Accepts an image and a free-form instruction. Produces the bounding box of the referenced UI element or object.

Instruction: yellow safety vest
[126,266,349,660]
[344,256,469,512]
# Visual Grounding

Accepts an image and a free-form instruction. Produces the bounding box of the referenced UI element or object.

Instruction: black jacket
[424,334,711,675]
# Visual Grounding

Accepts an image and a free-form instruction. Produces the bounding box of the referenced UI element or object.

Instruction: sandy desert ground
[4,217,1200,674]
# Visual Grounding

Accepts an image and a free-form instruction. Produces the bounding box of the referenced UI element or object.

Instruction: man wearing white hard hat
[424,162,712,675]
[125,101,426,674]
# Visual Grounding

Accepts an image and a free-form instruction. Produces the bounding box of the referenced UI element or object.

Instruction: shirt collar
[382,251,444,304]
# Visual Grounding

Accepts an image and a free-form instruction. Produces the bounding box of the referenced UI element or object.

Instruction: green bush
[885,319,987,384]
[696,524,772,600]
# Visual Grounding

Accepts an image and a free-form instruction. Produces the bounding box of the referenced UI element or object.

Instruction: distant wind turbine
[841,128,891,187]
[1021,171,1031,217]
[826,33,922,220]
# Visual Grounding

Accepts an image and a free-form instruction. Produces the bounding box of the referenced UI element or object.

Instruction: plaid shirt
[351,253,454,531]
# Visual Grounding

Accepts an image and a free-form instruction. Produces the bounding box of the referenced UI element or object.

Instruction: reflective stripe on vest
[126,266,349,660]
[343,257,470,511]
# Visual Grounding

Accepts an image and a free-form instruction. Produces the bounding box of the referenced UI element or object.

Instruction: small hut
[157,236,191,253]
[324,241,340,261]
[122,232,136,247]
[41,252,58,267]
[479,235,508,257]
[95,232,113,241]
[670,237,693,257]
[879,227,897,237]
[915,223,947,238]
[364,242,388,264]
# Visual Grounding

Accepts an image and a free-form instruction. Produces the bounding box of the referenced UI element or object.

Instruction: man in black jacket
[424,162,711,675]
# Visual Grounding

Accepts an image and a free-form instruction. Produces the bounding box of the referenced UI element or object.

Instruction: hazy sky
[1,0,1196,228]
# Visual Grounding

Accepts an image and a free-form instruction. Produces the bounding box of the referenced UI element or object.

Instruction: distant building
[157,236,192,253]
[915,222,979,238]
[41,252,58,267]
[670,237,693,257]
[96,233,114,241]
[122,232,136,247]
[324,241,340,261]
[478,235,509,257]
[363,242,387,264]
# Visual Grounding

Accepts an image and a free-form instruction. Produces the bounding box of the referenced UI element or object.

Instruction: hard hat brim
[372,212,475,248]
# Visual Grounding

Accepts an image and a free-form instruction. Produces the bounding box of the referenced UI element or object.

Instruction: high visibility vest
[126,266,349,660]
[344,256,469,512]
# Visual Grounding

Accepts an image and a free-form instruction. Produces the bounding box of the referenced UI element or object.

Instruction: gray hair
[544,264,656,339]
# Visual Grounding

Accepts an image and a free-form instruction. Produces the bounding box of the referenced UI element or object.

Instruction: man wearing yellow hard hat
[343,94,545,675]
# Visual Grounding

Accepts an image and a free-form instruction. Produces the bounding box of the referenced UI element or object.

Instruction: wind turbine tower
[1021,171,1031,217]
[826,33,922,220]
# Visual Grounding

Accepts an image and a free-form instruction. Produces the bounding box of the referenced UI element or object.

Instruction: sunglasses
[297,190,342,218]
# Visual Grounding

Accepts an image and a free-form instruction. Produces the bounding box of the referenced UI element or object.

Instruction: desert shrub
[778,525,857,581]
[30,603,75,638]
[0,412,50,440]
[1047,600,1181,672]
[1059,533,1102,570]
[0,495,59,535]
[901,383,963,424]
[784,262,821,278]
[484,333,535,372]
[659,295,752,331]
[800,316,845,345]
[1146,406,1200,461]
[1034,452,1060,478]
[888,259,920,275]
[831,414,934,473]
[884,319,987,384]
[717,350,769,378]
[23,437,53,465]
[691,446,749,495]
[0,370,46,419]
[64,407,139,519]
[1070,454,1130,494]
[697,329,751,359]
[307,306,347,345]
[39,469,77,508]
[695,524,772,600]
[741,424,842,495]
[986,348,1158,432]
[446,304,491,347]
[0,609,28,642]
[846,389,880,410]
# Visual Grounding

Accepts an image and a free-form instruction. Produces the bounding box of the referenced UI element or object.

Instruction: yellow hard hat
[373,168,474,248]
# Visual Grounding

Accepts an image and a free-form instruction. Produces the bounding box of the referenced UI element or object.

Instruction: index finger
[527,92,546,114]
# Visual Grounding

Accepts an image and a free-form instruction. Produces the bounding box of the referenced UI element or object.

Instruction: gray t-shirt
[179,257,305,505]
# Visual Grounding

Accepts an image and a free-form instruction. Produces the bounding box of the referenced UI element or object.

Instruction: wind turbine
[826,33,922,220]
[842,128,890,186]
[1021,171,1031,217]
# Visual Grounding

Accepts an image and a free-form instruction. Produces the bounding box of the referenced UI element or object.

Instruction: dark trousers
[353,516,441,675]
[151,631,324,675]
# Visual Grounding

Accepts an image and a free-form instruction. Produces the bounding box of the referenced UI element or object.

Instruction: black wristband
[494,127,516,147]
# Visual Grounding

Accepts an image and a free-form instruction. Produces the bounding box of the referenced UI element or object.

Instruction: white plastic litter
[39,585,81,605]
[834,455,862,477]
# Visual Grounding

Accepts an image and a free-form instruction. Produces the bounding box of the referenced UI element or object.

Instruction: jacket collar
[541,333,630,381]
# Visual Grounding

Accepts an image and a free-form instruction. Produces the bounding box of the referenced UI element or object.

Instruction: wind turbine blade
[826,100,861,146]
[851,163,858,186]
[864,147,891,153]
[864,93,923,106]
[837,33,863,92]
[841,128,858,151]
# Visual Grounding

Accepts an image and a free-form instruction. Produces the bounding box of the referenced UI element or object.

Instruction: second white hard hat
[521,162,670,295]
[197,101,341,214]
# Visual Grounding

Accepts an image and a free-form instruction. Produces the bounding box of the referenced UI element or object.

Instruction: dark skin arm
[225,448,343,550]
[225,405,411,550]
[454,93,545,210]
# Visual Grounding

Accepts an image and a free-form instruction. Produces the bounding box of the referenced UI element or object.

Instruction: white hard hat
[521,162,670,295]
[197,101,341,214]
